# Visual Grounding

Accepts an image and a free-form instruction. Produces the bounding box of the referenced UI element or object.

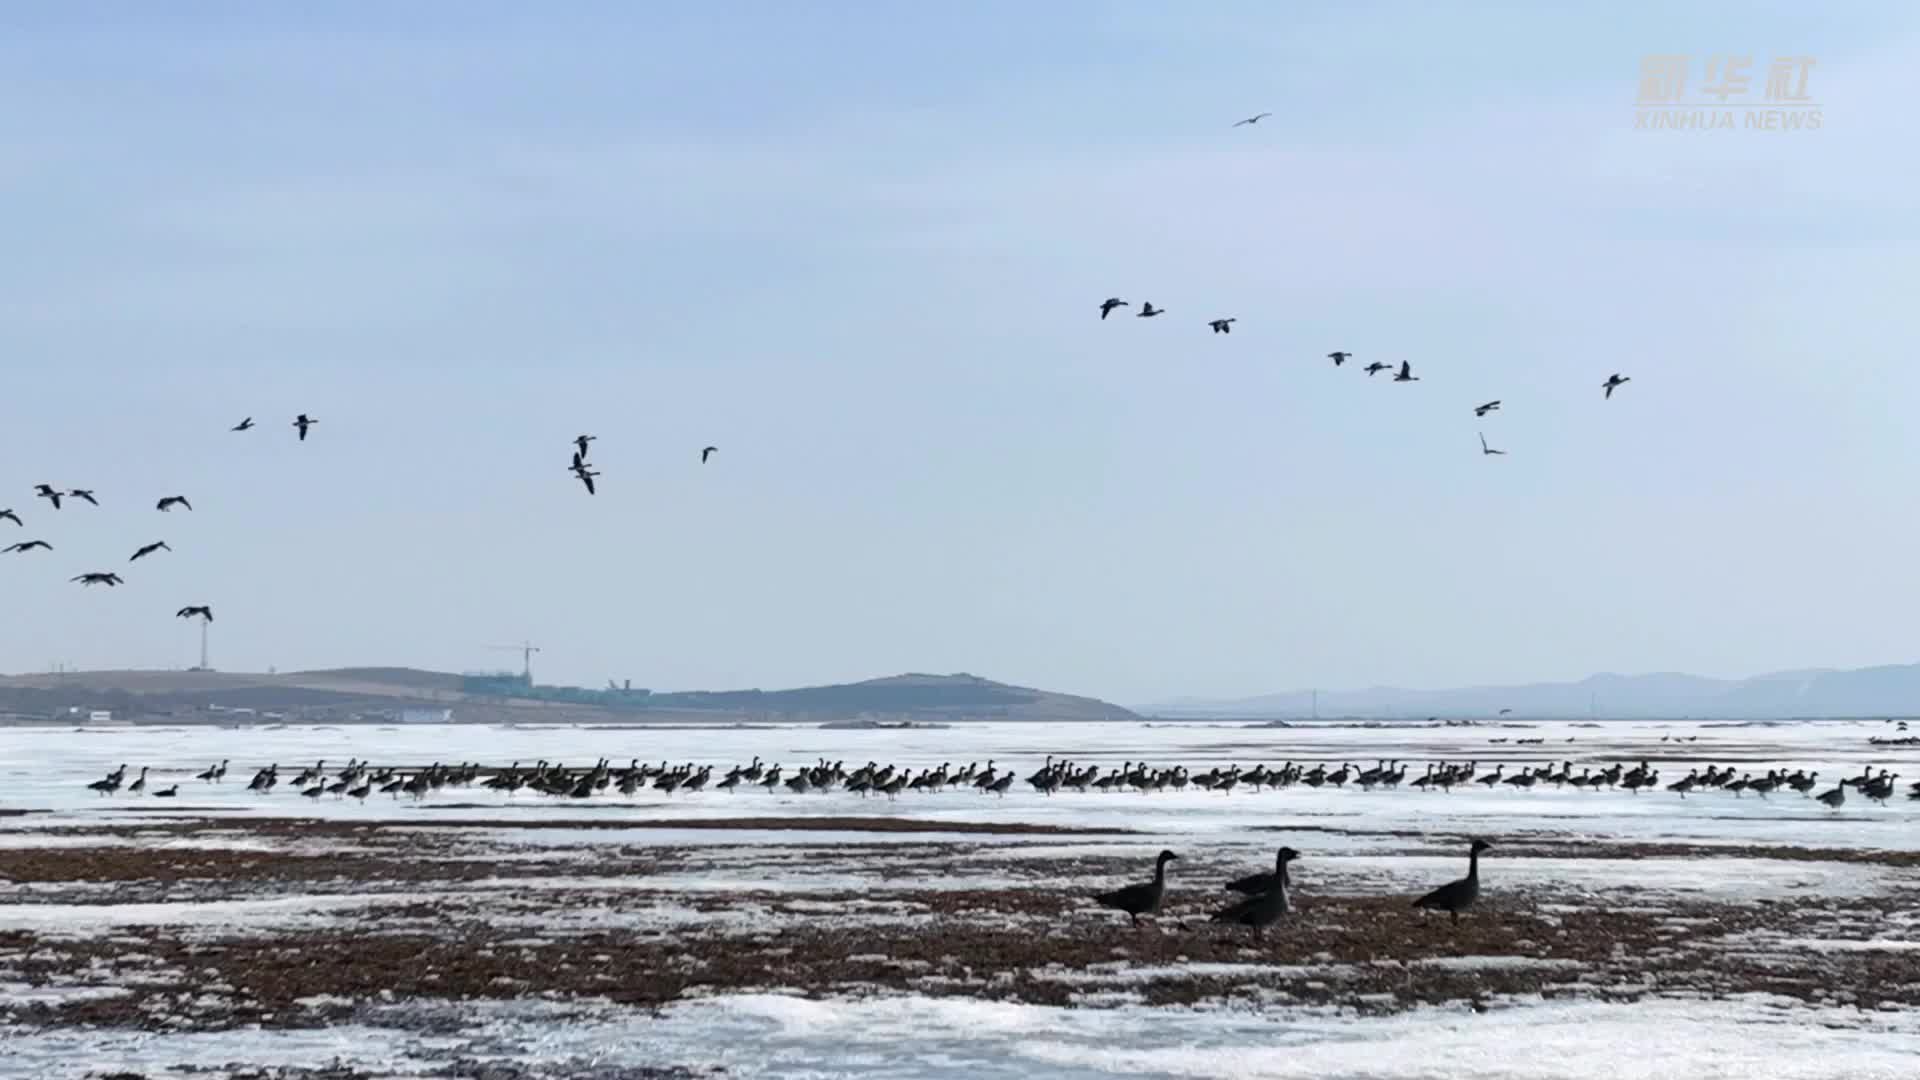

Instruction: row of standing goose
[77,756,1915,807]
[1092,840,1493,933]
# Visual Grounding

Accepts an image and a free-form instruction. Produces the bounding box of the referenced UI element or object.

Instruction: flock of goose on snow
[80,754,1913,809]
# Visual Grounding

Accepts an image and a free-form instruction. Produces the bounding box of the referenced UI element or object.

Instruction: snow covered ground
[1,719,1916,1077]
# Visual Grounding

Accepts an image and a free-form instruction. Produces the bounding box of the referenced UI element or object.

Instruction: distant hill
[0,668,1136,724]
[1145,663,1920,719]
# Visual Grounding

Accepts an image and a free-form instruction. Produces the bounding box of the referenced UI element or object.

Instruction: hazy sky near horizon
[2,3,1916,705]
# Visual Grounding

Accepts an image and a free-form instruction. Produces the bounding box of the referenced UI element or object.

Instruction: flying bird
[1328,351,1351,367]
[1479,433,1506,456]
[1136,302,1163,318]
[701,446,718,463]
[67,489,98,506]
[574,434,596,460]
[1099,297,1128,320]
[1603,374,1630,399]
[1233,112,1273,126]
[72,572,124,587]
[156,496,193,512]
[1393,361,1419,382]
[1474,400,1501,417]
[130,541,172,562]
[4,540,51,553]
[293,414,316,441]
[1363,361,1390,377]
[231,417,254,432]
[176,606,213,622]
[34,485,62,510]
[571,464,600,496]
[1208,318,1236,334]
[1498,708,1513,715]
[0,509,19,526]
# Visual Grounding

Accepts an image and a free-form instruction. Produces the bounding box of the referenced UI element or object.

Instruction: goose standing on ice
[1212,847,1300,937]
[1413,838,1492,924]
[1091,849,1179,927]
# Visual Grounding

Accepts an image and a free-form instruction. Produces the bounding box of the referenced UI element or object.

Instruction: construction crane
[487,641,542,684]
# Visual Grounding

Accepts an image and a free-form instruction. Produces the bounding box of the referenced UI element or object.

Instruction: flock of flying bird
[80,753,1915,812]
[2,414,327,621]
[568,432,715,494]
[6,481,206,611]
[1092,299,1633,458]
[6,413,720,626]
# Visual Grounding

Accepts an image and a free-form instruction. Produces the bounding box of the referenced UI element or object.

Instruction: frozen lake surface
[1,720,1916,1078]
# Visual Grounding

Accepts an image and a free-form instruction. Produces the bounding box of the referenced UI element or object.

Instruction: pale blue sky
[1,3,1914,704]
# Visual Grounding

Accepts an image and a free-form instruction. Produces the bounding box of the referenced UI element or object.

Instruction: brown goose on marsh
[1091,849,1178,927]
[1212,847,1300,936]
[1413,838,1491,923]
[1225,845,1300,896]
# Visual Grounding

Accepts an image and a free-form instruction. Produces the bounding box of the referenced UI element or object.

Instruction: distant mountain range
[1145,664,1920,719]
[0,668,1138,725]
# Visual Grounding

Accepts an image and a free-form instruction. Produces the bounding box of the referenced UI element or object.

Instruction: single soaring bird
[1136,302,1163,318]
[4,540,51,553]
[156,496,193,512]
[294,414,317,440]
[1603,374,1630,399]
[67,489,99,506]
[1233,112,1273,126]
[1099,297,1128,319]
[72,572,124,587]
[1091,849,1179,927]
[571,464,600,496]
[1328,351,1351,367]
[232,417,255,432]
[1479,433,1506,456]
[1208,318,1236,334]
[1474,400,1501,417]
[1363,361,1390,376]
[1413,838,1492,923]
[130,541,172,562]
[701,446,718,463]
[0,509,19,526]
[1393,361,1419,382]
[176,606,213,622]
[34,484,62,510]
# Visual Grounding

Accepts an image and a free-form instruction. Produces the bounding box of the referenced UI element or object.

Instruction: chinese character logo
[1765,56,1816,102]
[1637,55,1689,103]
[1700,55,1753,101]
